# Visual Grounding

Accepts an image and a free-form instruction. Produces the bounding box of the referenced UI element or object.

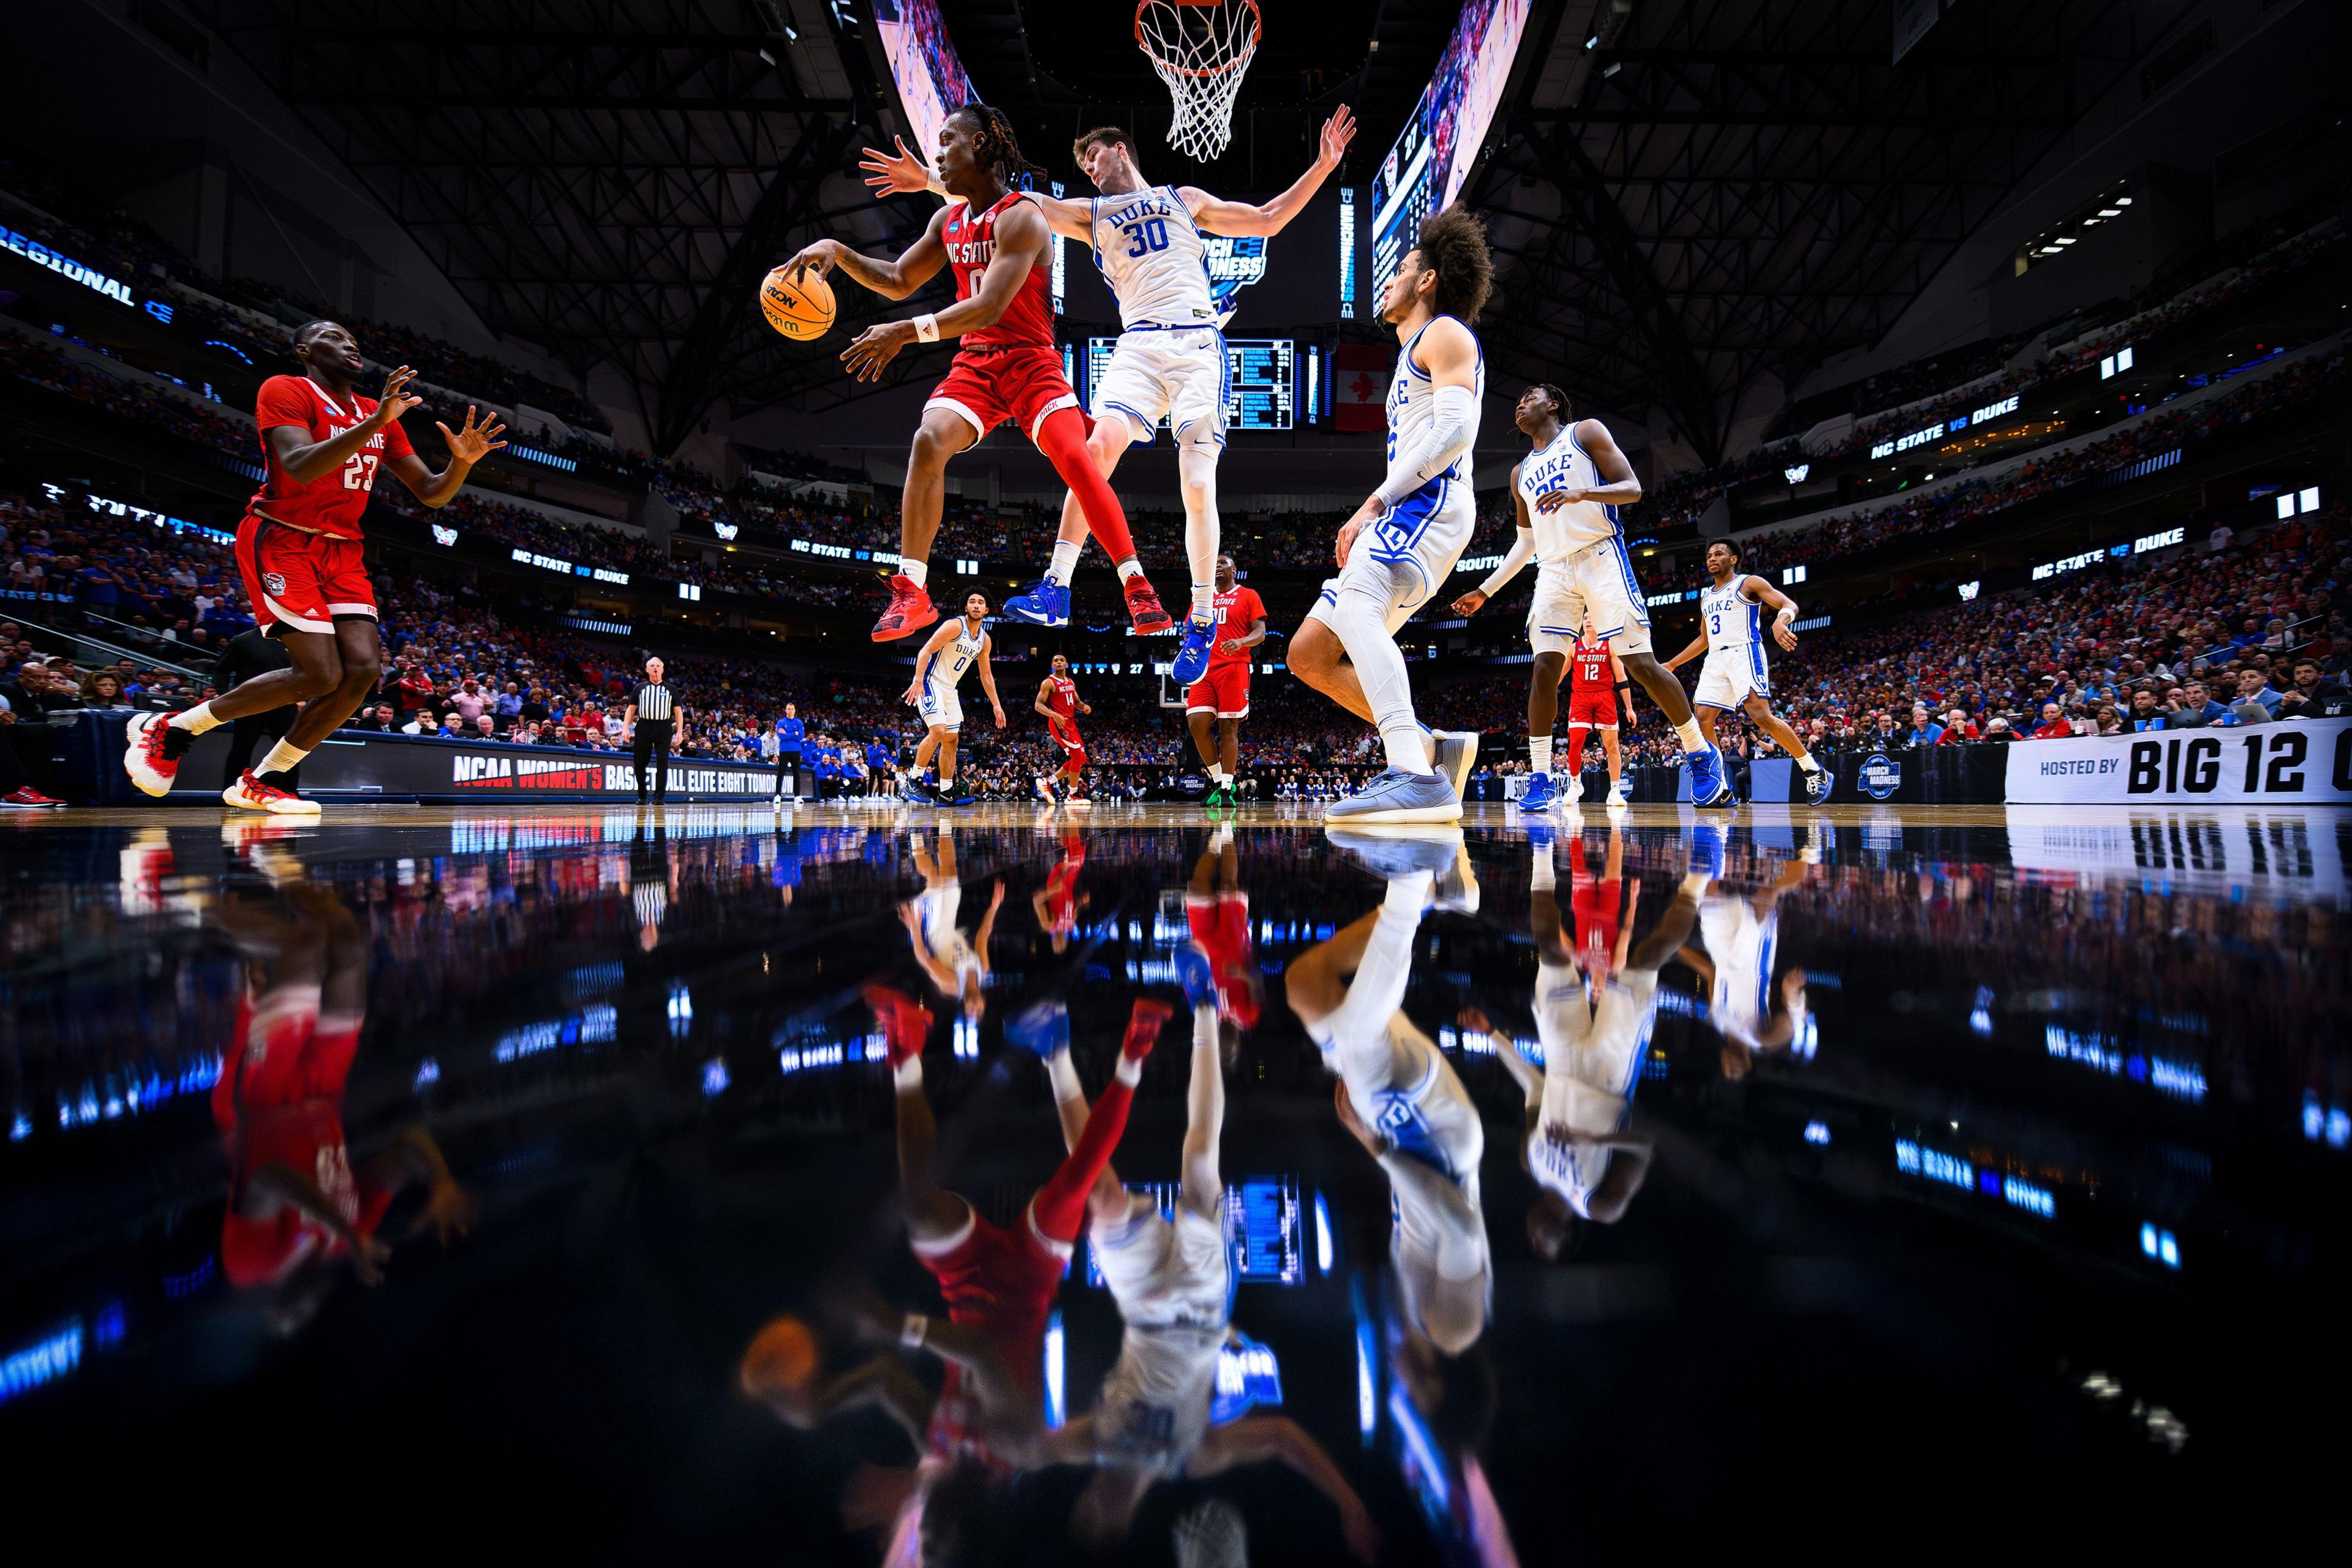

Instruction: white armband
[914,314,940,342]
[1374,383,1480,510]
[900,1313,929,1350]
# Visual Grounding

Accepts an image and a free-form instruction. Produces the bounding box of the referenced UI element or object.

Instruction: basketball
[760,265,835,341]
[739,1314,821,1403]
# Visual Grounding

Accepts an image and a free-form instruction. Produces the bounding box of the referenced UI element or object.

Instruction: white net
[1135,0,1261,162]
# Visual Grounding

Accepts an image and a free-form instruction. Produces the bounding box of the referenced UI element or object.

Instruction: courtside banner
[2003,717,2352,805]
[2003,806,2346,901]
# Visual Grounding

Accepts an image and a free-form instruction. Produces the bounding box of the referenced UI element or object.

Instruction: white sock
[1381,724,1435,774]
[1207,764,1227,783]
[1115,558,1144,582]
[1047,1048,1085,1104]
[1384,871,1435,915]
[1047,538,1082,586]
[257,740,311,777]
[1679,872,1713,899]
[1532,843,1556,891]
[894,1058,923,1091]
[1796,752,1821,772]
[1675,717,1705,753]
[1114,1052,1145,1087]
[1193,1005,1218,1053]
[1191,583,1216,620]
[170,701,221,736]
[899,558,928,587]
[1529,736,1552,775]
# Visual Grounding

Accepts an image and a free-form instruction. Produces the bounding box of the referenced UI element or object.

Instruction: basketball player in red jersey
[123,321,505,813]
[780,103,1172,643]
[1184,554,1266,809]
[211,883,473,1332]
[1563,620,1635,807]
[1032,652,1093,805]
[1030,821,1090,952]
[1183,825,1261,1043]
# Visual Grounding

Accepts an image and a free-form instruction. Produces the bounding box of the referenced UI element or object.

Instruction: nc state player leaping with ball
[1033,652,1093,805]
[783,104,1171,643]
[125,323,504,813]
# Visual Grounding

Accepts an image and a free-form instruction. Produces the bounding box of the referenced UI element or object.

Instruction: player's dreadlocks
[1526,383,1572,421]
[953,100,1042,189]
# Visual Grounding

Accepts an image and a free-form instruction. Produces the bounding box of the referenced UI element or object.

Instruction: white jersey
[914,884,982,984]
[1702,895,1779,1046]
[1701,577,1765,656]
[1516,424,1621,562]
[1094,1322,1224,1477]
[1385,315,1485,497]
[928,617,987,688]
[1525,968,1657,1218]
[1091,185,1219,331]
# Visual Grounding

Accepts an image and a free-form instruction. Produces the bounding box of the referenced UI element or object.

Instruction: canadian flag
[1333,344,1392,432]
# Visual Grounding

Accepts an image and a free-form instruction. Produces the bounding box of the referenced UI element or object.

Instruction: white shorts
[919,676,963,733]
[1092,326,1228,451]
[1094,1194,1232,1329]
[1694,646,1770,710]
[1306,474,1477,638]
[1533,539,1654,656]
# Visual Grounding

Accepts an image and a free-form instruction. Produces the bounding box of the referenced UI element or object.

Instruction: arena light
[1779,564,1806,586]
[678,582,703,601]
[2299,485,2320,513]
[430,523,458,546]
[1783,463,1809,484]
[1957,581,1981,601]
[714,522,738,540]
[2100,345,2135,379]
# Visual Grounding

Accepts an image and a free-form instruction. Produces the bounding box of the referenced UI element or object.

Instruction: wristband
[913,314,940,342]
[900,1313,929,1350]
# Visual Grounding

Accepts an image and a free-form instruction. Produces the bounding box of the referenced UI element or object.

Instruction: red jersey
[1207,585,1267,668]
[249,374,414,541]
[1569,635,1615,693]
[942,191,1055,351]
[1044,672,1080,723]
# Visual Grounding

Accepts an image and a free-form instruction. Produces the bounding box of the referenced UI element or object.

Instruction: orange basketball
[740,1314,821,1400]
[760,266,836,341]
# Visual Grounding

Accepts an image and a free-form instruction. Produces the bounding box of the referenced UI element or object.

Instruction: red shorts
[1572,876,1623,963]
[1567,689,1618,729]
[1049,718,1085,769]
[1186,893,1260,1027]
[1185,662,1251,720]
[236,512,376,636]
[925,344,1080,446]
[914,1204,1067,1356]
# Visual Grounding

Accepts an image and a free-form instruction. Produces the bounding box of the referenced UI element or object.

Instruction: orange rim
[1134,0,1261,80]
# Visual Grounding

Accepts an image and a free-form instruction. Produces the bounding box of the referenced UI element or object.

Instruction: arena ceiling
[184,0,2158,461]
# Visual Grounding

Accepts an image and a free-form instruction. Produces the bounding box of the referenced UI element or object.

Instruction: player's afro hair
[1414,204,1493,324]
[953,101,1041,187]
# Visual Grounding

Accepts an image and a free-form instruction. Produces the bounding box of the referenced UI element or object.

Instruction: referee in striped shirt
[625,657,684,804]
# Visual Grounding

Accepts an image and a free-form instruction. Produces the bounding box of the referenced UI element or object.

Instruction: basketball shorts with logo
[1050,718,1085,770]
[1306,475,1477,637]
[1092,326,1228,450]
[235,512,377,636]
[925,344,1082,446]
[1540,540,1654,656]
[1695,647,1770,710]
[919,676,964,733]
[1183,662,1250,720]
[1093,1192,1234,1329]
[1566,685,1619,731]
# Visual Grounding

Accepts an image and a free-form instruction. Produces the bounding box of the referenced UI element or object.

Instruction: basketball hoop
[1135,0,1261,162]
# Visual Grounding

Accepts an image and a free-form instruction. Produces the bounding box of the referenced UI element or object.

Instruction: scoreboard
[1084,336,1296,432]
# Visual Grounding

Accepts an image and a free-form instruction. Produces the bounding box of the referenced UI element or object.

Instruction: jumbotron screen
[1368,0,1531,294]
[871,0,980,161]
[1084,337,1295,432]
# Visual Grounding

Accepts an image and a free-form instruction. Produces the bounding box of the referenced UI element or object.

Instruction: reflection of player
[125,323,504,815]
[1674,840,1813,1079]
[1033,653,1091,805]
[1027,992,1376,1562]
[1292,207,1493,824]
[1185,556,1267,809]
[1286,838,1493,1483]
[211,884,472,1333]
[900,592,1004,805]
[787,105,1170,642]
[1661,538,1833,805]
[897,834,1003,1019]
[1183,826,1261,1038]
[1030,825,1090,953]
[746,985,1153,1562]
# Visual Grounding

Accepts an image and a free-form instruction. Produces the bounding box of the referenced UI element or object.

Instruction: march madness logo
[262,572,286,596]
[1860,753,1902,801]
